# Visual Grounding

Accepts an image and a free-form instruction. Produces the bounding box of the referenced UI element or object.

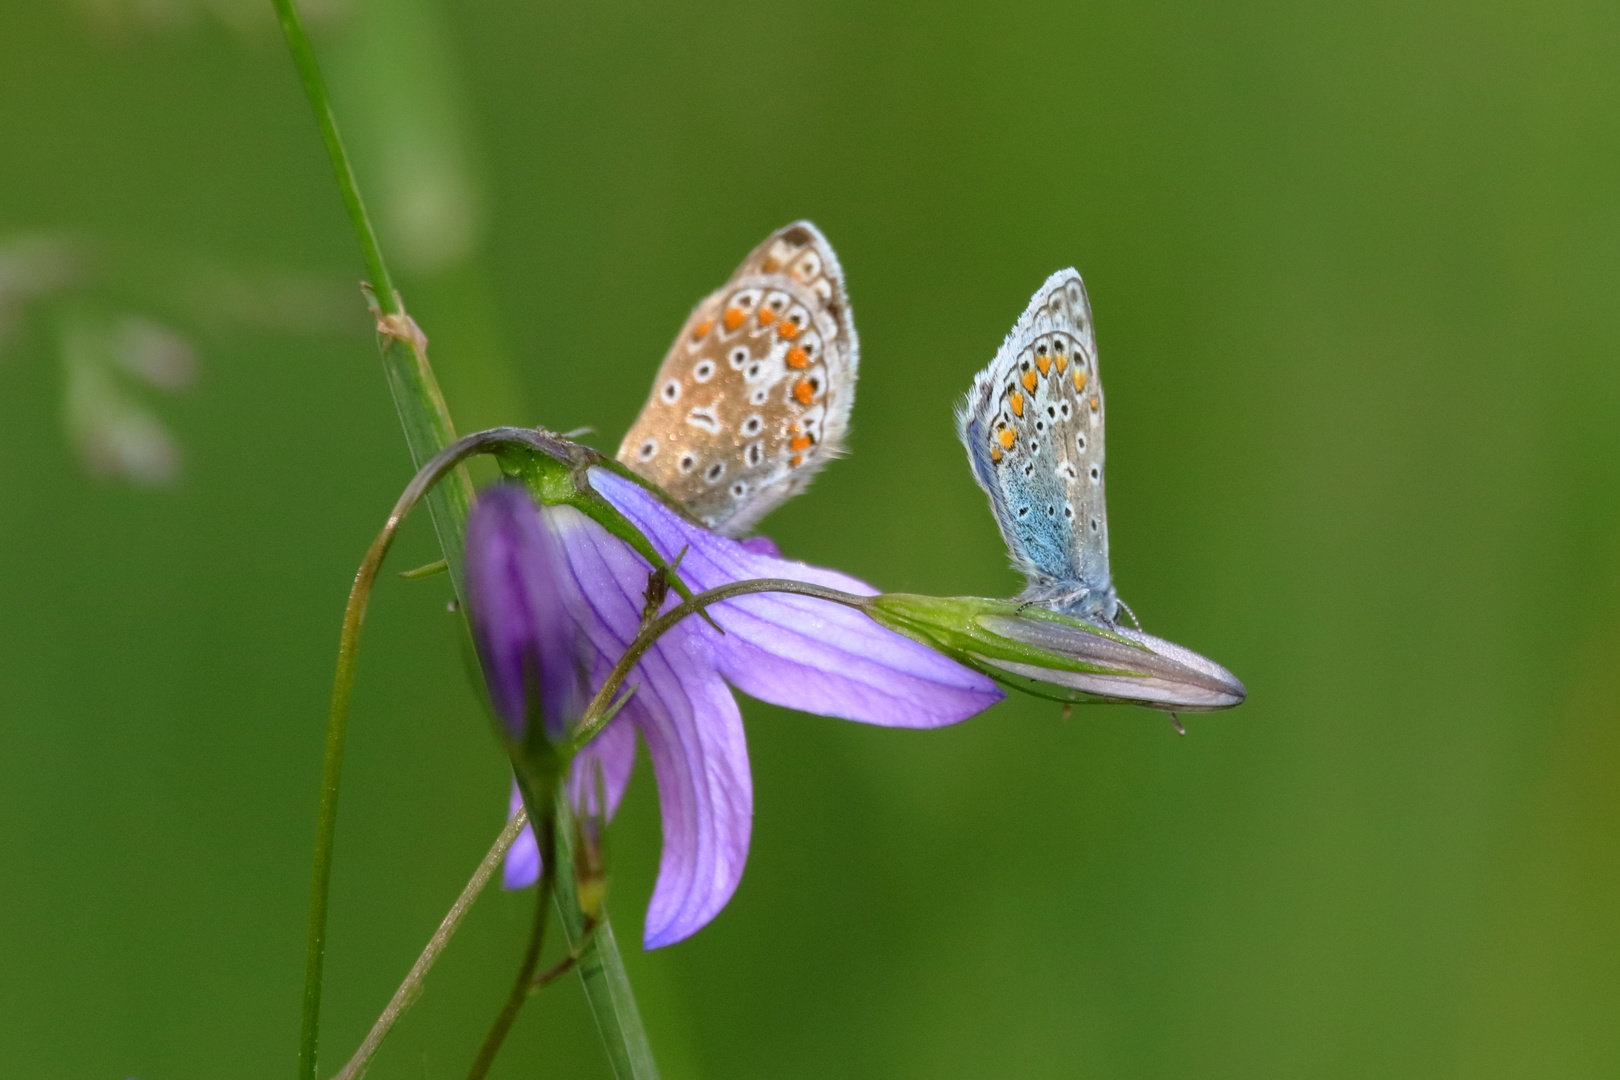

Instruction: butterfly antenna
[1168,711,1186,737]
[1116,596,1143,630]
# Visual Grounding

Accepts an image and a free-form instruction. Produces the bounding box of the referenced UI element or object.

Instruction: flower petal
[548,504,753,947]
[503,716,638,891]
[502,780,541,890]
[589,468,1003,727]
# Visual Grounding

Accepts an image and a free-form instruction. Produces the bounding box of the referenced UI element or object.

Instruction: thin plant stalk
[268,2,654,1076]
[332,808,531,1080]
[466,814,556,1080]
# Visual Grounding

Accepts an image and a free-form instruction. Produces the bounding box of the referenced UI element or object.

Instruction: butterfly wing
[956,269,1118,621]
[617,222,858,537]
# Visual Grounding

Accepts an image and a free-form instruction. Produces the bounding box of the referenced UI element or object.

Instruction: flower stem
[466,816,556,1080]
[269,2,652,1074]
[331,809,531,1080]
[567,577,871,754]
[552,789,659,1080]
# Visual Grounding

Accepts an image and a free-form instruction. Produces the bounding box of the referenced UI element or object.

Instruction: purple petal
[737,535,783,559]
[589,468,1003,727]
[503,717,638,891]
[548,505,753,947]
[502,780,540,890]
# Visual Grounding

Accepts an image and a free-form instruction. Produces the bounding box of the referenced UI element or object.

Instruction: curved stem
[332,808,530,1080]
[566,578,873,754]
[297,432,522,1080]
[467,842,555,1080]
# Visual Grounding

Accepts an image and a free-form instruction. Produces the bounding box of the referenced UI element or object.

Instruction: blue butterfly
[957,270,1121,623]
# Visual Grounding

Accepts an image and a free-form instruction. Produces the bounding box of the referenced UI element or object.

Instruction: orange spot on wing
[1022,370,1039,393]
[1055,355,1068,374]
[1089,395,1099,411]
[1036,355,1051,376]
[991,444,1003,463]
[786,346,809,369]
[790,454,804,467]
[1009,390,1024,417]
[1073,370,1087,392]
[790,435,812,452]
[794,380,815,405]
[777,319,801,340]
[692,317,715,340]
[998,428,1016,450]
[758,307,778,326]
[723,307,747,331]
[762,256,781,272]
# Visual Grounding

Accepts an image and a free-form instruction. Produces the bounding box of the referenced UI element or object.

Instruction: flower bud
[464,484,584,746]
[865,594,1245,711]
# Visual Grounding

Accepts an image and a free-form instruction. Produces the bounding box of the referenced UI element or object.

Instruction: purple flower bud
[465,484,584,744]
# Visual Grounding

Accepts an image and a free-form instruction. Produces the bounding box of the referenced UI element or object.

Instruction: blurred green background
[3,0,1617,1076]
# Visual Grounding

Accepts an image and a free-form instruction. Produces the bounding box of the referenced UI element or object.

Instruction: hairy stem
[567,578,872,754]
[466,816,556,1080]
[332,810,530,1080]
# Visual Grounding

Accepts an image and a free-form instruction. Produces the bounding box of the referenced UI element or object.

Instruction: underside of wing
[619,222,858,536]
[956,269,1117,620]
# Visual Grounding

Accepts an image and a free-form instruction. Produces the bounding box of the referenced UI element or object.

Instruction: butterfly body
[618,222,858,537]
[957,269,1118,623]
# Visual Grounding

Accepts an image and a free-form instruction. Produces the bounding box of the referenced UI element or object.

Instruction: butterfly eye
[1089,517,1100,533]
[1089,464,1101,483]
[1075,433,1087,452]
[744,361,766,382]
[661,379,681,403]
[1046,504,1056,517]
[732,288,762,311]
[693,360,716,382]
[1064,504,1075,520]
[637,439,657,462]
[730,481,749,498]
[1017,506,1030,518]
[750,387,769,405]
[1028,439,1040,455]
[1060,402,1072,419]
[729,347,749,369]
[678,453,697,473]
[745,441,765,466]
[741,415,763,436]
[704,461,726,483]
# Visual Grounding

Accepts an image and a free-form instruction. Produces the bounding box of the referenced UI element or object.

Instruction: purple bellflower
[499,466,1003,948]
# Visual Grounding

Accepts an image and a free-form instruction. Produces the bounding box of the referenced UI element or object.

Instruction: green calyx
[490,430,699,606]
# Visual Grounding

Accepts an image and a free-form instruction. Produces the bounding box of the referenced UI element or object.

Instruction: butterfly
[957,269,1121,624]
[617,222,859,537]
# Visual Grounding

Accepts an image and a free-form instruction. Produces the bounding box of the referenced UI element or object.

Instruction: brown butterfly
[617,222,858,536]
